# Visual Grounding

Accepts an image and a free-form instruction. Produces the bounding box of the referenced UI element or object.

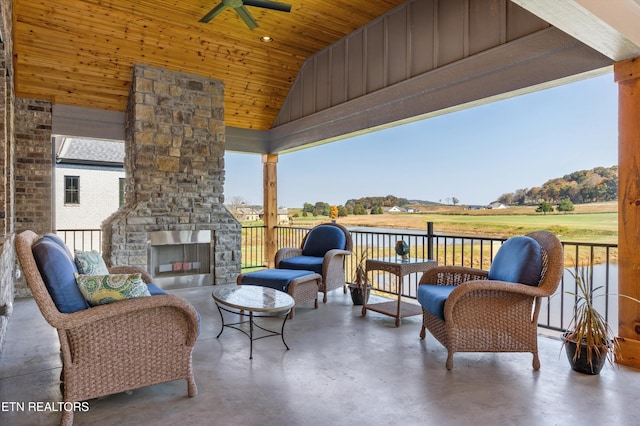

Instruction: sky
[224,72,618,208]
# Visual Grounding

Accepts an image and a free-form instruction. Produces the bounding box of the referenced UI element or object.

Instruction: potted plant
[562,264,639,375]
[348,248,371,305]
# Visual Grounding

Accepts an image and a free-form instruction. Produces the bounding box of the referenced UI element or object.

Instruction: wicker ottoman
[237,269,321,319]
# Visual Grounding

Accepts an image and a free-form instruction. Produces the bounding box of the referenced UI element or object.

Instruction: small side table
[362,257,437,326]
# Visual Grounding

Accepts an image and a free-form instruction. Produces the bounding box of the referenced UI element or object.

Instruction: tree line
[495,166,617,206]
[295,166,617,218]
[301,195,409,217]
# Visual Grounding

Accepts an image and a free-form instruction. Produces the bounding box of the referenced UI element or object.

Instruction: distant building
[257,208,290,224]
[385,206,407,213]
[54,137,125,230]
[487,202,507,209]
[277,208,290,225]
[235,207,260,221]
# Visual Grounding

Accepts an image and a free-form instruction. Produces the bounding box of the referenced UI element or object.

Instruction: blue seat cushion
[417,285,457,321]
[488,236,543,286]
[146,283,168,296]
[302,225,347,257]
[32,238,89,313]
[278,256,324,275]
[240,269,317,292]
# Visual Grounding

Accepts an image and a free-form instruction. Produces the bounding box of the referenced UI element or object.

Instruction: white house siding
[55,164,124,230]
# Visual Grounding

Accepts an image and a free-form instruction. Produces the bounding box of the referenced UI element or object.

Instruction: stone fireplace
[102,64,241,288]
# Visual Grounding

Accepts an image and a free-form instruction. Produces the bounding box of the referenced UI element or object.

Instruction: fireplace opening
[148,230,213,289]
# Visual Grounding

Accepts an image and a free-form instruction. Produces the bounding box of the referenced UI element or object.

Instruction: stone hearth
[102,64,241,287]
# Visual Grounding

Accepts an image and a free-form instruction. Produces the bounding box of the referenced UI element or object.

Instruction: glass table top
[212,285,295,313]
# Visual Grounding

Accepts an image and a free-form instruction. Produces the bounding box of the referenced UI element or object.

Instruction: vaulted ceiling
[11,0,640,153]
[13,0,405,130]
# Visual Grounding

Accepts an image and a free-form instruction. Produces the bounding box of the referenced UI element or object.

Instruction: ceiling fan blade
[200,3,228,23]
[236,6,259,30]
[243,0,292,13]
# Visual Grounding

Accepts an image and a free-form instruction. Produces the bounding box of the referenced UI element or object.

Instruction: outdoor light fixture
[260,35,273,43]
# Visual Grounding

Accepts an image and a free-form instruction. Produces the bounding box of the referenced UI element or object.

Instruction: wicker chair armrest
[419,266,489,286]
[275,247,303,266]
[322,249,351,277]
[108,265,154,283]
[323,248,351,262]
[48,294,199,345]
[443,279,553,321]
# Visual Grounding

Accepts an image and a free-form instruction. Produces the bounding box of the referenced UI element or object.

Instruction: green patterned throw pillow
[75,250,110,275]
[75,273,150,306]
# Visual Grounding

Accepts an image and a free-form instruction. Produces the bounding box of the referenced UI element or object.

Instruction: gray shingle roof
[56,138,124,166]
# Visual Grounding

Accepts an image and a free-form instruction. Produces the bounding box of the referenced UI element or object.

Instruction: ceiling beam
[52,105,125,141]
[225,127,270,154]
[512,0,640,61]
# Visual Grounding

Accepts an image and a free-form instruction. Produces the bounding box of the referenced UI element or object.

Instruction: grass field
[288,202,618,244]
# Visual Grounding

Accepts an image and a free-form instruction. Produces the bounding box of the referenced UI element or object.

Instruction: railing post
[427,221,434,260]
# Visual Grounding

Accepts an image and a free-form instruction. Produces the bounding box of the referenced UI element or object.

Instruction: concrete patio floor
[1,286,638,425]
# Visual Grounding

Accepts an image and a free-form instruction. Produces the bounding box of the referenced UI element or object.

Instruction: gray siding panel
[366,20,385,93]
[469,0,505,55]
[409,0,436,76]
[316,50,331,112]
[330,41,347,105]
[347,30,365,100]
[268,27,612,153]
[437,0,466,67]
[507,1,547,40]
[302,61,316,117]
[272,0,557,132]
[387,7,408,85]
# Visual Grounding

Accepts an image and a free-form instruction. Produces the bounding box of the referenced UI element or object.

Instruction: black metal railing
[56,225,618,333]
[241,225,266,270]
[271,224,618,333]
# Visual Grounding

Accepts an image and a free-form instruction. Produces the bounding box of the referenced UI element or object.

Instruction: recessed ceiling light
[260,36,273,43]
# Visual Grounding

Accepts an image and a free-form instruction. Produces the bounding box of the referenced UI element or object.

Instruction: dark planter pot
[348,284,371,305]
[564,338,608,375]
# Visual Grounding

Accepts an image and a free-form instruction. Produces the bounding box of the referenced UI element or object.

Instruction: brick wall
[12,98,52,298]
[14,98,52,235]
[1,0,14,237]
[0,0,16,349]
[103,64,241,286]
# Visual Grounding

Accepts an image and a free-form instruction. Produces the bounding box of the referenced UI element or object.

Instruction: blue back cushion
[278,256,324,275]
[488,236,543,286]
[302,225,347,257]
[32,238,89,313]
[240,269,316,292]
[42,233,74,260]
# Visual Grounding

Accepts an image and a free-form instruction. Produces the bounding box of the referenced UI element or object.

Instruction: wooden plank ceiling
[13,0,405,130]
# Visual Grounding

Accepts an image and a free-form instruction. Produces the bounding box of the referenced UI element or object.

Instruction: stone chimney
[102,64,241,287]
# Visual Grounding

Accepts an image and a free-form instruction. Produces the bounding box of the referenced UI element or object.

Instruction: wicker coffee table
[212,285,295,359]
[362,257,437,326]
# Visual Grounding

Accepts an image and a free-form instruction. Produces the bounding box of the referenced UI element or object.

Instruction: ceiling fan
[200,0,292,30]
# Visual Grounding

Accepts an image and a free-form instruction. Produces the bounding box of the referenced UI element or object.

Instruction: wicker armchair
[15,230,199,426]
[275,222,353,303]
[418,230,563,370]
